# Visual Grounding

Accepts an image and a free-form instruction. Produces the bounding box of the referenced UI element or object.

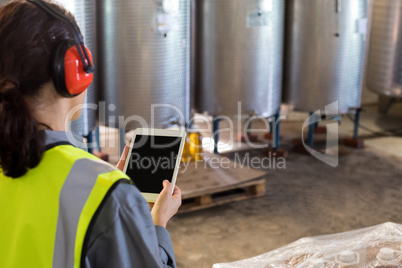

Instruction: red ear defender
[64,46,94,96]
[27,0,94,98]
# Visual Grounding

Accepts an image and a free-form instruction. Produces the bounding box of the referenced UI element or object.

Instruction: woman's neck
[24,83,77,132]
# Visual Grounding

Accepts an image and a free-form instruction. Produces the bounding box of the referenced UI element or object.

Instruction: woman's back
[0,131,130,267]
[0,1,181,267]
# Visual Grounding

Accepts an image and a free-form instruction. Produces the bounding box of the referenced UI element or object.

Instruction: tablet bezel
[123,128,186,202]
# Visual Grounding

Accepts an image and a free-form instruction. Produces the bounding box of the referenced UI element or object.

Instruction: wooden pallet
[178,178,266,213]
[176,152,267,213]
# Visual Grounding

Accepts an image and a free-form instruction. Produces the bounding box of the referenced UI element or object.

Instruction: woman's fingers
[116,145,130,171]
[173,186,181,198]
[122,145,130,160]
[151,180,182,227]
[162,181,181,198]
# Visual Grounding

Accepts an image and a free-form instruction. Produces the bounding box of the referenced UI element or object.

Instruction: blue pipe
[213,117,221,155]
[273,112,280,149]
[85,131,94,155]
[353,109,361,140]
[187,120,194,131]
[95,126,101,152]
[308,112,314,148]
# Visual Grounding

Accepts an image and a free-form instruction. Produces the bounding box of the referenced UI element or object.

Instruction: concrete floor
[167,102,402,267]
[100,101,402,267]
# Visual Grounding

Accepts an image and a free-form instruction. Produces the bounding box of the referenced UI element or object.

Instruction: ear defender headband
[28,0,94,98]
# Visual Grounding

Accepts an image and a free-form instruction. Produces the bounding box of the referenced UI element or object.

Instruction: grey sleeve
[84,182,176,268]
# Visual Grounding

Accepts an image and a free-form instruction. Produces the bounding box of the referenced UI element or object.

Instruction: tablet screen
[126,135,182,194]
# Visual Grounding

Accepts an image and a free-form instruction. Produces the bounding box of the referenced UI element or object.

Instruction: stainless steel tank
[54,0,98,136]
[366,0,402,98]
[98,0,190,131]
[284,0,369,114]
[195,0,285,118]
[190,0,197,117]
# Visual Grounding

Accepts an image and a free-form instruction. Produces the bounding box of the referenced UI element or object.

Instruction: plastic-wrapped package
[213,222,402,268]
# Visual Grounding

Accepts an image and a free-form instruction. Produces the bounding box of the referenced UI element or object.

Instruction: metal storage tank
[190,0,197,117]
[53,0,97,137]
[284,0,369,114]
[366,0,402,98]
[98,0,190,131]
[195,0,285,118]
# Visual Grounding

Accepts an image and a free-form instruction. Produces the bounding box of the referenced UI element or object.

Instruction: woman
[0,1,182,267]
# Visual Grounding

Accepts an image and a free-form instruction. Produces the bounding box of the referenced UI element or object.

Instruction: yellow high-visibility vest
[0,144,131,268]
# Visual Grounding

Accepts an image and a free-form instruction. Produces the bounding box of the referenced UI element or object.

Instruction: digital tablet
[123,128,186,202]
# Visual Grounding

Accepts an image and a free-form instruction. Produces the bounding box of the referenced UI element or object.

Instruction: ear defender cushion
[52,40,94,98]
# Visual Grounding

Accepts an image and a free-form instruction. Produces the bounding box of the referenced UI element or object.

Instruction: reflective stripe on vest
[0,145,131,268]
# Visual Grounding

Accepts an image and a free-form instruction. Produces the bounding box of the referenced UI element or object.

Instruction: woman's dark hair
[0,0,78,178]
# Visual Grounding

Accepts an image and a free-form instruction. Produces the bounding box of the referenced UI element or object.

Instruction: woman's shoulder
[46,144,97,161]
[42,143,131,184]
[109,181,147,210]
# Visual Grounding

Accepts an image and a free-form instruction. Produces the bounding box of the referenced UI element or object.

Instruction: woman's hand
[151,180,182,228]
[116,147,182,226]
[116,145,130,171]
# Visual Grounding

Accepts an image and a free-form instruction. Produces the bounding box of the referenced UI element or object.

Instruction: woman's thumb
[163,180,170,188]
